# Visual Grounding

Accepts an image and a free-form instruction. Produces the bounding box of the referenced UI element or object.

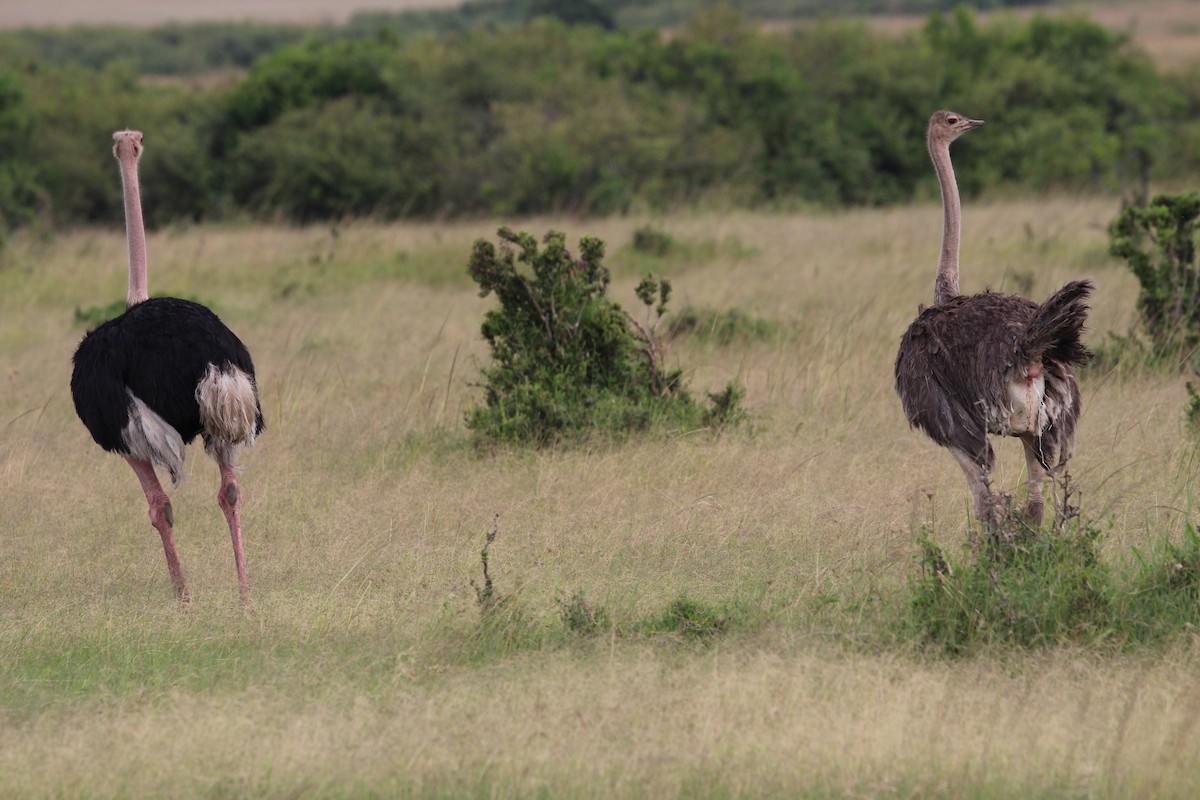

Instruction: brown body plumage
[894,111,1092,524]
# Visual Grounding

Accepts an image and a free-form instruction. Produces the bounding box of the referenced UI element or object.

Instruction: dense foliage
[1108,192,1200,353]
[0,6,1195,231]
[466,228,740,445]
[0,1,1059,76]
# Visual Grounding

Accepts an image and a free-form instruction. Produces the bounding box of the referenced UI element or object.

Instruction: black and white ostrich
[894,110,1093,525]
[71,130,264,602]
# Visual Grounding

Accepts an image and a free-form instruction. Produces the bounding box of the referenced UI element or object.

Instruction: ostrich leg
[126,457,191,602]
[217,462,250,603]
[949,446,998,523]
[1021,437,1049,526]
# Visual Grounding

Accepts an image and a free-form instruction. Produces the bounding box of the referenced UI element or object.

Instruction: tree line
[0,0,1058,77]
[0,5,1195,233]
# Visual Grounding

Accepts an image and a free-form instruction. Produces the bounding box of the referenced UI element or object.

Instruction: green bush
[0,71,40,232]
[465,227,743,446]
[906,494,1200,653]
[224,38,391,134]
[1109,192,1200,355]
[227,97,436,221]
[907,510,1111,654]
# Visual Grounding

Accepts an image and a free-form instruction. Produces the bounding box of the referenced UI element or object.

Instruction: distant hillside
[0,0,465,30]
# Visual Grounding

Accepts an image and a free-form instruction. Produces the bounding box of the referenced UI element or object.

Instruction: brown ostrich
[894,110,1093,525]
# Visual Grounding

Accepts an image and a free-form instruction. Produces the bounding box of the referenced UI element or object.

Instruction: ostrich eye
[947,116,958,125]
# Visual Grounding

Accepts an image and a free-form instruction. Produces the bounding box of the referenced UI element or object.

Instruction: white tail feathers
[196,364,259,466]
[124,392,187,485]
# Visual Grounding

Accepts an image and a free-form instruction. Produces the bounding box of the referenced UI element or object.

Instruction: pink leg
[217,463,250,603]
[126,457,191,603]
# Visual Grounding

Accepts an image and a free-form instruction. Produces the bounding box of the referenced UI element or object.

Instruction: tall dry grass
[1,195,1198,797]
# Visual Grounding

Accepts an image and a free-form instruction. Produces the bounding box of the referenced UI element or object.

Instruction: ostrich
[71,130,264,603]
[894,110,1093,525]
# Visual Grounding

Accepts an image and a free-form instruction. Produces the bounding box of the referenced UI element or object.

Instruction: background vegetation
[0,0,1063,75]
[4,194,1199,797]
[0,2,1197,232]
[464,227,742,446]
[3,1,1200,796]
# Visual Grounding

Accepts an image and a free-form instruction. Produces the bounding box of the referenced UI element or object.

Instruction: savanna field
[4,0,1200,797]
[2,195,1199,797]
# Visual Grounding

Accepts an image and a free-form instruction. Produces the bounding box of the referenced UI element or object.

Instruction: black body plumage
[71,297,264,455]
[894,280,1093,470]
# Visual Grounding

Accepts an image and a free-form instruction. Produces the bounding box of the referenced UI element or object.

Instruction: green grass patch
[1114,522,1200,643]
[638,595,735,640]
[907,519,1111,654]
[905,510,1200,655]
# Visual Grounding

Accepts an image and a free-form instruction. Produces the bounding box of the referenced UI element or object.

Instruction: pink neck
[119,151,148,306]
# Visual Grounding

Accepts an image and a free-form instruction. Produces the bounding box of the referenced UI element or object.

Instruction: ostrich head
[113,130,144,162]
[927,110,984,148]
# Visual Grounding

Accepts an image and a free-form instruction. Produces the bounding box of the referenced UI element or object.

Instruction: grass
[3,194,1200,796]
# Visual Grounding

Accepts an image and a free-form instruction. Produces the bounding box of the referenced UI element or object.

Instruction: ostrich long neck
[119,148,148,307]
[930,136,961,306]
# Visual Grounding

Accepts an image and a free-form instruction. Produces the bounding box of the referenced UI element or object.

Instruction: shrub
[1108,192,1200,355]
[465,227,743,446]
[226,97,436,222]
[905,481,1200,653]
[224,38,390,133]
[907,501,1111,654]
[0,71,40,233]
[702,382,747,430]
